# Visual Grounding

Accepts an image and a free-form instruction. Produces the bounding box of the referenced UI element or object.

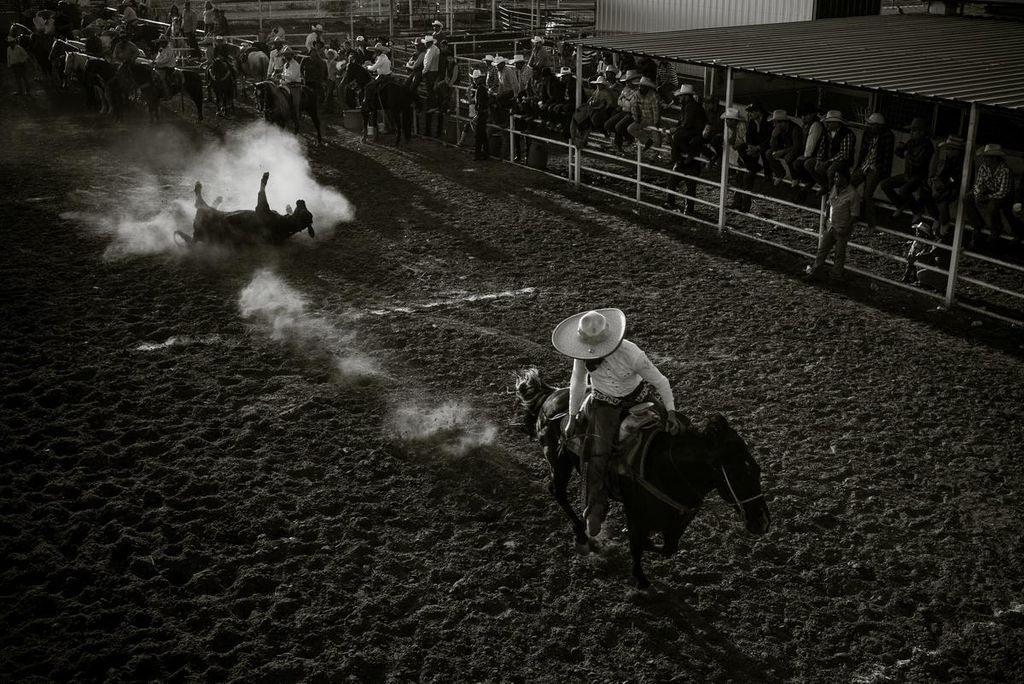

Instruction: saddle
[615,402,664,479]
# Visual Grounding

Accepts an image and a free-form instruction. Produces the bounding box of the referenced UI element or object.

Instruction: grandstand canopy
[570,14,1024,112]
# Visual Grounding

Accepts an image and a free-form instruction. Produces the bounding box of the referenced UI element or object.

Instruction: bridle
[719,462,764,526]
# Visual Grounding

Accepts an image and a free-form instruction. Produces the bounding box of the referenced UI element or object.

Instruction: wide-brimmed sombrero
[551,308,626,360]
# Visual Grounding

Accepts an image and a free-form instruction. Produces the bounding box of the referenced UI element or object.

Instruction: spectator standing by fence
[806,166,861,283]
[6,36,31,95]
[470,69,490,160]
[851,112,894,228]
[422,34,440,111]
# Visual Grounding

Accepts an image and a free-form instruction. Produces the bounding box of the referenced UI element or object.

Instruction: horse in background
[205,56,235,116]
[338,60,415,145]
[47,38,82,89]
[253,80,323,145]
[11,22,56,83]
[118,60,204,122]
[65,51,121,119]
[514,368,771,589]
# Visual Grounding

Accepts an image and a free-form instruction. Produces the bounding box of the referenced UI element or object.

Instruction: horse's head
[512,367,562,439]
[703,413,770,535]
[290,200,314,238]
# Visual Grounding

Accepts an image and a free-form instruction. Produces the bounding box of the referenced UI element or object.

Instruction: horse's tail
[513,367,556,439]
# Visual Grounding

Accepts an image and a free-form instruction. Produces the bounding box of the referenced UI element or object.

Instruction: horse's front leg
[545,443,589,551]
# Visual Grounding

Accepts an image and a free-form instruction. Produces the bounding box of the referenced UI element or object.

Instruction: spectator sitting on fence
[881,116,934,221]
[919,134,965,238]
[528,36,552,71]
[550,66,577,132]
[792,106,824,190]
[581,74,616,132]
[625,77,661,155]
[767,109,804,187]
[602,65,620,95]
[963,143,1015,248]
[851,112,894,228]
[807,110,855,196]
[305,23,324,53]
[595,51,613,76]
[902,220,941,285]
[606,69,641,154]
[731,101,772,212]
[510,54,531,95]
[805,166,862,284]
[667,83,704,166]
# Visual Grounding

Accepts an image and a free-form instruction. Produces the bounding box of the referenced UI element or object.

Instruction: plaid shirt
[616,85,638,112]
[859,128,895,177]
[973,162,1012,201]
[655,62,678,88]
[818,125,856,165]
[897,137,934,178]
[630,90,660,126]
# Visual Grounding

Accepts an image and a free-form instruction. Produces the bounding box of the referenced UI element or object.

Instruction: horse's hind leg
[627,524,652,590]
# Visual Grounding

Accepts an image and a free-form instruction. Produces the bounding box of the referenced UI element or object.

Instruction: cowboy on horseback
[552,308,689,539]
[274,45,303,120]
[362,41,392,112]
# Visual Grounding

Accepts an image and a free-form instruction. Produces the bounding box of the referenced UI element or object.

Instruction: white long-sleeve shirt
[367,53,391,76]
[422,44,440,73]
[568,339,675,417]
[267,48,283,77]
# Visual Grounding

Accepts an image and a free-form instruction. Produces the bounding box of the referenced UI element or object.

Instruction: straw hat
[939,134,964,149]
[720,107,741,121]
[619,69,641,82]
[511,53,525,63]
[590,75,608,85]
[356,35,365,42]
[637,76,657,88]
[493,55,507,65]
[822,109,844,123]
[311,23,324,32]
[280,45,294,56]
[673,83,694,96]
[556,66,572,78]
[482,54,494,62]
[866,112,885,125]
[551,309,626,360]
[979,143,1005,157]
[531,35,543,44]
[769,108,789,122]
[423,34,435,43]
[604,65,618,75]
[470,68,484,79]
[432,19,443,27]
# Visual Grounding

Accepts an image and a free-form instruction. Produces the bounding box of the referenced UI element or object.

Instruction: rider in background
[275,45,303,119]
[362,42,392,111]
[153,37,177,97]
[552,308,688,539]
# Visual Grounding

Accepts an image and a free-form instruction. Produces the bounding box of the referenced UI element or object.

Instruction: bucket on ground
[342,109,362,132]
[527,142,548,170]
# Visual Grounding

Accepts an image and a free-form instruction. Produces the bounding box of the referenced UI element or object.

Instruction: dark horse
[254,80,323,145]
[514,368,771,589]
[119,61,204,122]
[64,51,122,119]
[205,56,235,116]
[175,173,315,247]
[338,61,415,145]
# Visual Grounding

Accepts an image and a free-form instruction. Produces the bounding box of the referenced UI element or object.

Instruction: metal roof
[570,14,1024,112]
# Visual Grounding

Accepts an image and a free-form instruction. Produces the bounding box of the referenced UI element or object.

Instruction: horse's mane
[513,367,559,439]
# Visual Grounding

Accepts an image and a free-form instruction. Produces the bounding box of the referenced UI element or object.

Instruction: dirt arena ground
[2,90,1024,683]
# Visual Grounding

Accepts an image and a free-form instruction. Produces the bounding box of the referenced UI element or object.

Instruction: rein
[719,464,764,507]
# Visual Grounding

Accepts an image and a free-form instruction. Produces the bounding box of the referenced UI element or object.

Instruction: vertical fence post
[573,43,583,187]
[717,66,734,233]
[492,0,497,31]
[509,111,515,162]
[408,0,413,30]
[636,142,642,202]
[944,102,979,308]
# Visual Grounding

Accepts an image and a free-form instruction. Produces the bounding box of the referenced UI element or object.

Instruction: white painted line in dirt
[13,196,56,203]
[134,334,224,351]
[365,287,537,316]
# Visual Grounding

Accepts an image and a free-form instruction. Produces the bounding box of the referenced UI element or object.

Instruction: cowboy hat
[866,112,885,125]
[769,108,789,122]
[673,83,694,96]
[493,55,507,65]
[720,106,741,121]
[939,134,965,149]
[822,109,844,123]
[280,45,294,56]
[470,68,485,79]
[355,35,365,41]
[423,34,436,43]
[979,143,1005,157]
[482,54,494,62]
[619,69,641,82]
[590,75,608,85]
[637,76,656,88]
[214,34,225,42]
[511,53,525,63]
[372,42,386,51]
[311,23,323,32]
[551,309,626,360]
[432,19,443,25]
[556,66,572,78]
[604,65,618,75]
[530,35,543,44]
[907,116,929,132]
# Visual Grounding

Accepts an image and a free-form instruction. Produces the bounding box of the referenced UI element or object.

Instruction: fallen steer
[175,172,315,247]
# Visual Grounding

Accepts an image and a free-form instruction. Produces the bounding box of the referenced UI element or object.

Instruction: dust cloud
[67,122,353,259]
[390,401,499,456]
[238,269,379,381]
